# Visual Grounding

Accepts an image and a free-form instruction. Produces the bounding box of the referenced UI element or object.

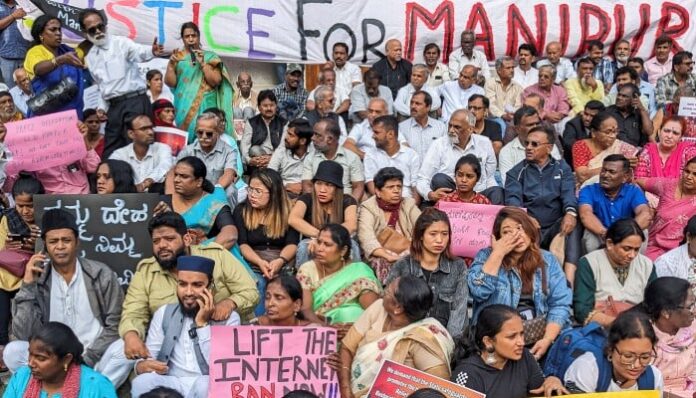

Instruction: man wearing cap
[4,209,132,386]
[130,255,240,398]
[271,63,309,120]
[119,212,258,363]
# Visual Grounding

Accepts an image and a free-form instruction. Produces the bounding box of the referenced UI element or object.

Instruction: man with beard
[268,118,313,196]
[118,212,257,365]
[271,63,308,120]
[78,8,167,158]
[130,255,239,398]
[0,90,22,123]
[578,154,651,253]
[513,43,538,89]
[240,90,287,170]
[564,57,605,114]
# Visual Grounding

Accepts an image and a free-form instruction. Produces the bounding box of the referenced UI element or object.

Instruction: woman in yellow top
[0,174,43,371]
[23,15,84,118]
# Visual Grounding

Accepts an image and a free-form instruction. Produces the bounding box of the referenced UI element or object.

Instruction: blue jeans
[0,57,23,89]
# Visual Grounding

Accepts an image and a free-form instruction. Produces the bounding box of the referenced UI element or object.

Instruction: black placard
[29,0,89,34]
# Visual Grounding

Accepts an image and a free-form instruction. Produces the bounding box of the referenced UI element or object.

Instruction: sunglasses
[523,140,549,148]
[86,23,106,36]
[196,130,215,138]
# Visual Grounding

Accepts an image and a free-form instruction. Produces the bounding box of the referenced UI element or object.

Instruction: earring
[484,346,497,366]
[63,363,68,372]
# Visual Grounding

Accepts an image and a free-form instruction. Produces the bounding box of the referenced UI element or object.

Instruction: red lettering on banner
[192,2,200,26]
[106,0,138,39]
[576,4,611,57]
[611,4,625,55]
[465,2,493,60]
[630,4,651,58]
[558,4,569,55]
[506,4,547,57]
[229,383,275,398]
[656,2,689,52]
[404,1,455,62]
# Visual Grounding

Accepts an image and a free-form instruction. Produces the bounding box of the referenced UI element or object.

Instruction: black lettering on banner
[322,23,357,61]
[361,18,385,63]
[297,0,332,60]
[34,193,162,287]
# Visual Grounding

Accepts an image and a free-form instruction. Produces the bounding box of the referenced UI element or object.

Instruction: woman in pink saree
[636,117,696,179]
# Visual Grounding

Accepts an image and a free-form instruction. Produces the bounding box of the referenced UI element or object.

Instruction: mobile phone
[7,233,22,242]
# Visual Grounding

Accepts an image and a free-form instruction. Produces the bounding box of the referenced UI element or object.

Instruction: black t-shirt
[297,193,358,226]
[480,119,503,142]
[207,205,234,238]
[232,205,300,250]
[451,350,544,398]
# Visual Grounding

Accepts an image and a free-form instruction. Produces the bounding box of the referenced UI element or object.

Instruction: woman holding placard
[468,207,572,360]
[386,208,469,339]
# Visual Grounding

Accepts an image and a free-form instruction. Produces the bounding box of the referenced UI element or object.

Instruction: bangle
[51,58,57,67]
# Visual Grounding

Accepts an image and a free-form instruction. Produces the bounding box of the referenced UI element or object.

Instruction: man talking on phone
[605,83,653,147]
[130,255,239,398]
[3,209,132,386]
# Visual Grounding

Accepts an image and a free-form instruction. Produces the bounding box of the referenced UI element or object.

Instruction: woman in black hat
[289,160,360,266]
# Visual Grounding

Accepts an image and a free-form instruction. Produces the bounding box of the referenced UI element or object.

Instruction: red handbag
[0,249,33,277]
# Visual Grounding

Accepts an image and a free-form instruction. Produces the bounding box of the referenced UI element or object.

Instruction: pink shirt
[521,84,571,119]
[653,320,696,396]
[645,178,696,260]
[645,55,673,86]
[34,149,101,194]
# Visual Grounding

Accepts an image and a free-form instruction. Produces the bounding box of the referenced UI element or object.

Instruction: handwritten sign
[368,360,485,398]
[4,110,86,175]
[678,97,696,118]
[34,194,162,286]
[436,202,505,258]
[210,326,339,397]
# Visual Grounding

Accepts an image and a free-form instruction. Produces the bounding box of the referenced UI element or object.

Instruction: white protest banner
[678,97,696,118]
[4,110,86,175]
[32,0,695,64]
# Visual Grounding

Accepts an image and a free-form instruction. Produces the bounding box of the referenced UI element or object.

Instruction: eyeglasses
[523,140,549,148]
[248,186,269,197]
[196,130,215,138]
[86,23,106,36]
[613,348,656,367]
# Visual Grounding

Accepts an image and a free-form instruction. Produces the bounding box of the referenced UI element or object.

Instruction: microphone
[189,45,196,65]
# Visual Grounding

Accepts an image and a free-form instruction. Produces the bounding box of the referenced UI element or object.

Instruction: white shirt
[347,119,376,152]
[655,244,696,284]
[426,63,451,87]
[438,81,485,122]
[393,83,441,116]
[109,142,173,184]
[85,35,154,101]
[49,261,103,352]
[498,137,562,183]
[9,85,30,116]
[349,84,394,119]
[398,117,447,160]
[334,63,363,94]
[513,66,539,89]
[364,145,421,198]
[417,134,497,198]
[448,48,491,80]
[308,86,350,112]
[537,58,577,84]
[145,304,240,381]
[564,352,664,393]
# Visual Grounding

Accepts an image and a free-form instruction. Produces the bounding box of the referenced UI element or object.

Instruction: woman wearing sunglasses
[564,310,664,393]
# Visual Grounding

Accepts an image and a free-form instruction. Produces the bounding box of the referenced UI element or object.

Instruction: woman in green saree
[297,224,382,326]
[165,21,234,143]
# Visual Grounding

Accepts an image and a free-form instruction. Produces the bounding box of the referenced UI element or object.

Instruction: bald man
[370,39,412,99]
[537,41,577,84]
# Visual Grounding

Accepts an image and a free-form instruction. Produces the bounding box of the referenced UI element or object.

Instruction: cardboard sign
[436,202,505,258]
[34,193,162,286]
[210,325,339,397]
[368,360,485,398]
[5,110,86,175]
[678,97,696,118]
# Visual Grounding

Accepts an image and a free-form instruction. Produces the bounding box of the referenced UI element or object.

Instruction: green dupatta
[313,262,381,324]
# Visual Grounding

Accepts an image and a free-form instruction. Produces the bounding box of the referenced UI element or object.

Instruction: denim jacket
[467,247,572,328]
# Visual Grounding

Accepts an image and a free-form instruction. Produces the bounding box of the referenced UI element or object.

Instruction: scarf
[23,363,81,398]
[376,197,401,228]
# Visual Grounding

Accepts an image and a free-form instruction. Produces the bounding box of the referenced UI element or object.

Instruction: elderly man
[438,65,485,122]
[612,40,631,73]
[521,65,571,124]
[232,71,258,120]
[344,97,390,159]
[537,41,576,84]
[504,126,581,284]
[9,67,31,115]
[656,51,696,110]
[304,84,347,137]
[514,44,539,89]
[332,42,362,93]
[349,69,394,122]
[485,56,523,122]
[578,154,651,253]
[303,118,365,199]
[416,109,500,204]
[393,64,441,118]
[271,63,308,120]
[371,39,412,99]
[564,57,605,114]
[448,30,490,80]
[307,68,350,114]
[399,90,447,160]
[0,90,22,123]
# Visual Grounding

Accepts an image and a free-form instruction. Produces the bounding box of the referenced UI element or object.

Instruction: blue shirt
[578,183,648,228]
[3,365,117,398]
[0,3,29,59]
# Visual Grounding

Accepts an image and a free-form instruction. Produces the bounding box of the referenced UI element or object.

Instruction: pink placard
[368,360,485,398]
[437,202,506,258]
[5,110,86,175]
[210,325,339,398]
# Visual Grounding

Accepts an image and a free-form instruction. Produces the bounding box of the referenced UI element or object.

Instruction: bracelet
[51,58,57,67]
[584,310,598,326]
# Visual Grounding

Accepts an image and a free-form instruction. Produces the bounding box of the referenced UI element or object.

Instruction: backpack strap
[636,366,655,390]
[595,355,613,392]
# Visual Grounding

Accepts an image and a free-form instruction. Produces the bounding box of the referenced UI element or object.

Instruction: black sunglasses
[196,130,214,138]
[86,23,106,36]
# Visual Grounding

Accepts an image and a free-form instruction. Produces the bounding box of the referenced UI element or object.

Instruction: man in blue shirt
[0,0,29,89]
[578,154,652,253]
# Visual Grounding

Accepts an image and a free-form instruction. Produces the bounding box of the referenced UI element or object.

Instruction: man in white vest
[130,255,240,398]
